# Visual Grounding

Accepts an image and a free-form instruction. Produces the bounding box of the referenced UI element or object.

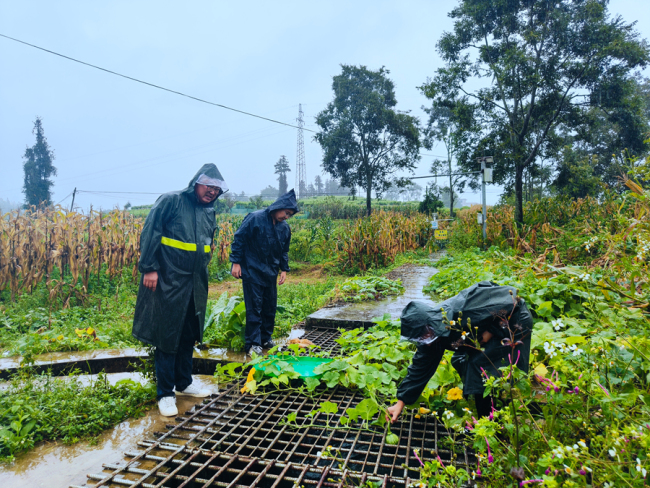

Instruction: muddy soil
[207,263,329,299]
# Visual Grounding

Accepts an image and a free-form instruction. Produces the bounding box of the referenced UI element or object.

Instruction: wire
[54,192,73,205]
[0,33,470,163]
[0,33,314,134]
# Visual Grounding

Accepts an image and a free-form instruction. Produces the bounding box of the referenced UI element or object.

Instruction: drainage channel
[74,325,474,488]
[78,382,473,488]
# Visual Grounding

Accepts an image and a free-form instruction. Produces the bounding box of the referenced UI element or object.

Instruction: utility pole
[70,187,77,213]
[295,104,307,199]
[476,157,493,247]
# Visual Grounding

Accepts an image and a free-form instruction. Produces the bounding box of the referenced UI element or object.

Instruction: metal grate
[80,382,473,488]
[298,327,343,356]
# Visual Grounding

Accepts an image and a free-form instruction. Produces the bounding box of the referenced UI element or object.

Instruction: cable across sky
[0,33,448,161]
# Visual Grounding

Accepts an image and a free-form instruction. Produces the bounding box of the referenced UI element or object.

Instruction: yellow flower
[414,414,421,419]
[247,368,256,382]
[533,363,548,378]
[241,368,257,394]
[447,387,463,401]
[419,407,431,414]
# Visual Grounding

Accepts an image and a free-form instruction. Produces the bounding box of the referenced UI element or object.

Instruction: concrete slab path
[306,259,440,329]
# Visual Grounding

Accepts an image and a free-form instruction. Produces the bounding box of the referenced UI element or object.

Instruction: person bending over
[386,281,533,423]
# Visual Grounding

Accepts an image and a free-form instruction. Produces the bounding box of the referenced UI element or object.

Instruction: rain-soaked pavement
[306,260,439,328]
[0,258,439,487]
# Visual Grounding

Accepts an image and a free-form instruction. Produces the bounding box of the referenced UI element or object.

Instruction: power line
[0,33,464,164]
[0,33,313,134]
[54,192,73,205]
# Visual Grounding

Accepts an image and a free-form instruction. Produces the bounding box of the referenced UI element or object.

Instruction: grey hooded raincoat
[132,164,226,354]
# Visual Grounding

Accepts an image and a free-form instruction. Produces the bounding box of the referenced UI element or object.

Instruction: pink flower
[596,382,610,397]
[413,449,424,467]
[520,480,544,486]
[486,438,494,463]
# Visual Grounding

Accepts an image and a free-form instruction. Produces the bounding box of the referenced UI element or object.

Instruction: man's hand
[279,271,287,285]
[231,263,242,279]
[480,330,493,345]
[143,271,158,291]
[385,400,405,424]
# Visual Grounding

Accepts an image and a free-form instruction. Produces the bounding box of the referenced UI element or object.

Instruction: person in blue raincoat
[132,164,227,416]
[229,189,299,355]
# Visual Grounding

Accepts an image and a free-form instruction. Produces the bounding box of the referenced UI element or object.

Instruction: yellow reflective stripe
[161,236,196,251]
[204,245,211,253]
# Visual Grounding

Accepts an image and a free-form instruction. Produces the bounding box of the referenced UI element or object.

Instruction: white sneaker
[158,396,178,417]
[175,383,210,398]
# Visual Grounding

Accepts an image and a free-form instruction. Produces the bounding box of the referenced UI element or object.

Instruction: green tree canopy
[23,117,57,207]
[315,65,421,216]
[422,0,649,223]
[274,155,291,195]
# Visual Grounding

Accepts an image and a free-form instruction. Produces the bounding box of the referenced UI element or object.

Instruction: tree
[419,183,444,215]
[422,0,649,223]
[23,117,57,207]
[423,103,476,217]
[315,65,421,216]
[260,185,280,199]
[249,195,264,209]
[384,181,423,201]
[553,148,603,198]
[274,155,291,195]
[222,193,236,213]
[314,175,324,195]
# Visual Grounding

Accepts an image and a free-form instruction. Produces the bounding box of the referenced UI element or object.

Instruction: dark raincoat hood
[183,163,227,206]
[400,281,521,341]
[266,189,299,215]
[229,189,295,285]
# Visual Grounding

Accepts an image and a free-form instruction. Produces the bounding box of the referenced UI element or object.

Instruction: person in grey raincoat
[230,189,298,355]
[386,281,533,423]
[132,163,227,416]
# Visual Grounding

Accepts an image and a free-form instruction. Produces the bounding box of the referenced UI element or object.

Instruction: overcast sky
[1,0,648,210]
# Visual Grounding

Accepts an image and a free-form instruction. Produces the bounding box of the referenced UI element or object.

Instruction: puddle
[0,374,218,488]
[307,261,439,326]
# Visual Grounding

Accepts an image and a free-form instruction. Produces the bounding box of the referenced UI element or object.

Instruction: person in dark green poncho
[132,164,227,417]
[386,281,533,423]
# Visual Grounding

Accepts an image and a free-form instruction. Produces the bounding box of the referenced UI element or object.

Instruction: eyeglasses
[205,186,221,193]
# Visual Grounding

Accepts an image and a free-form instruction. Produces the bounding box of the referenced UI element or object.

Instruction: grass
[0,372,155,461]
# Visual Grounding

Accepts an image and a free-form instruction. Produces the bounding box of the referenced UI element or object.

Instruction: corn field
[0,207,142,303]
[452,187,649,266]
[0,208,239,303]
[336,211,434,271]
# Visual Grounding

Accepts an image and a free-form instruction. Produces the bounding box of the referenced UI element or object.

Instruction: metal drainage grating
[80,383,474,488]
[299,327,343,356]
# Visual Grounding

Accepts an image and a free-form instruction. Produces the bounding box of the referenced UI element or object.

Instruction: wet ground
[306,260,439,328]
[1,259,439,486]
[0,374,218,488]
